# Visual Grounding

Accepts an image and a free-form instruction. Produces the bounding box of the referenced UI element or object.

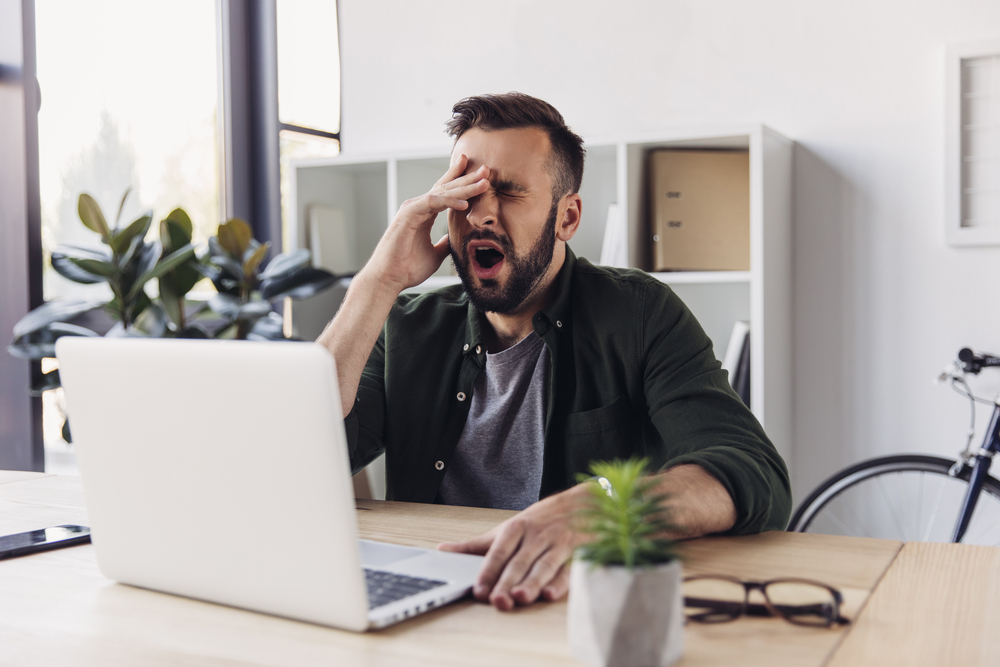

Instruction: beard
[450,198,559,315]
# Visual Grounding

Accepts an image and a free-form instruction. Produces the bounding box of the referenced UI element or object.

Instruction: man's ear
[556,194,582,242]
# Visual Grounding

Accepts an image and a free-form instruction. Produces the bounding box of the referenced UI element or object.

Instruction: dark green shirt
[345,249,791,535]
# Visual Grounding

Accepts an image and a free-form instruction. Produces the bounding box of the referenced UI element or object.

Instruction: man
[317,92,791,611]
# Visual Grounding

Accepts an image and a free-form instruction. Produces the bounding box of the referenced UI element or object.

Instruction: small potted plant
[568,458,684,667]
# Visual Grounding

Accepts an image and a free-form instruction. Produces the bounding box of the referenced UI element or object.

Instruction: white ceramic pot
[567,559,684,667]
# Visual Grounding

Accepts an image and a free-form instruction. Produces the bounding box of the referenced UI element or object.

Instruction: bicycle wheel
[789,455,1000,546]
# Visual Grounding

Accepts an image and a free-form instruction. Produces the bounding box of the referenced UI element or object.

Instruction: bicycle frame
[952,399,1000,542]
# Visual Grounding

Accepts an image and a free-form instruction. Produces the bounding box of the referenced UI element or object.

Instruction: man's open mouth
[468,241,506,279]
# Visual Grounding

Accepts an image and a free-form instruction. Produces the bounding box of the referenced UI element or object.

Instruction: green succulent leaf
[259,267,337,302]
[217,218,252,258]
[110,212,152,255]
[126,243,196,301]
[574,457,678,569]
[78,193,111,243]
[12,299,104,338]
[259,248,311,280]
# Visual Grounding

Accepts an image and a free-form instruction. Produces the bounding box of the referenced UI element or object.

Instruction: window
[275,0,342,250]
[36,0,221,302]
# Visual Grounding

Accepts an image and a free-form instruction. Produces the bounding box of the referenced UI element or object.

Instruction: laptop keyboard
[364,568,447,609]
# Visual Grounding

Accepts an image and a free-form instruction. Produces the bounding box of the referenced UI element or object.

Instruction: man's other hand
[365,153,490,292]
[437,484,591,610]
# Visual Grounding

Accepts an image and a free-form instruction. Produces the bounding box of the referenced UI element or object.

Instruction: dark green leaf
[235,300,272,321]
[51,251,105,284]
[133,301,168,337]
[208,236,227,258]
[78,193,111,242]
[12,299,104,338]
[70,257,118,279]
[127,244,195,301]
[51,245,112,262]
[176,322,210,339]
[164,208,193,239]
[248,313,285,340]
[110,212,152,255]
[8,322,100,359]
[260,267,337,302]
[259,248,311,280]
[29,369,61,396]
[61,419,72,444]
[133,240,162,283]
[209,254,244,281]
[208,293,241,318]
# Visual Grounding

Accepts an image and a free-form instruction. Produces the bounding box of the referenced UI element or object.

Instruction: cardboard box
[650,149,750,271]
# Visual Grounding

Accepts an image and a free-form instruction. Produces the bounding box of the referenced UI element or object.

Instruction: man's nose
[466,190,498,227]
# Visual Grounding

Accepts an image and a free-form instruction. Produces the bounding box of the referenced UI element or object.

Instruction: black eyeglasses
[683,575,851,627]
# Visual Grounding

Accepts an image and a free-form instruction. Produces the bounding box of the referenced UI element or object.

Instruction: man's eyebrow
[490,176,528,194]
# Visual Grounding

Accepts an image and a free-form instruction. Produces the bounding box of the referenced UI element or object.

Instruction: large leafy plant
[576,458,679,568]
[8,191,339,397]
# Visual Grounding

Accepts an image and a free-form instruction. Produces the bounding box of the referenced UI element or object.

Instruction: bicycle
[788,348,1000,546]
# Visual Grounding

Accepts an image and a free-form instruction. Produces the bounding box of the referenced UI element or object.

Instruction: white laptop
[55,337,484,631]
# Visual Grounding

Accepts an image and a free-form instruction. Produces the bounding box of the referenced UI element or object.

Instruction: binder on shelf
[649,149,750,272]
[599,202,627,268]
[308,205,358,274]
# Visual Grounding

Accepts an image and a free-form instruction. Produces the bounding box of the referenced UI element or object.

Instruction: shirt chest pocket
[563,397,642,473]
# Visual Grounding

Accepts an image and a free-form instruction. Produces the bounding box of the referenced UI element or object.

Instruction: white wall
[337,0,1000,503]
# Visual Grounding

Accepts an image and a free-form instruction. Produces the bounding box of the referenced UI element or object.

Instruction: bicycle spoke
[876,475,907,541]
[897,472,913,541]
[916,472,924,542]
[819,507,858,538]
[923,474,948,542]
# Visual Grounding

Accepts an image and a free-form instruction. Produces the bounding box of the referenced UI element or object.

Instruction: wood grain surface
[0,472,933,667]
[828,541,1000,667]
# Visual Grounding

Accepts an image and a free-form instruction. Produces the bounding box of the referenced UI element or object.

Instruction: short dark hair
[445,92,585,199]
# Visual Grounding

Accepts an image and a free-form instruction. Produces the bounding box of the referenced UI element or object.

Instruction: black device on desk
[0,525,91,560]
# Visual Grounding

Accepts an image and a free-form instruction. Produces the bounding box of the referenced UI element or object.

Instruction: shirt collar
[463,246,577,358]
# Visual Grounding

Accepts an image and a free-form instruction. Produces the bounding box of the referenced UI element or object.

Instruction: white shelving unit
[288,124,794,464]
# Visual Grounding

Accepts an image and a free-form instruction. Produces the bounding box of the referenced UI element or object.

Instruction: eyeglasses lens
[764,581,838,626]
[683,578,745,622]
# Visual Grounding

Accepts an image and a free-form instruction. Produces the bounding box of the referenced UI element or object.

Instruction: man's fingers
[437,528,496,555]
[434,153,468,187]
[486,533,552,610]
[431,235,450,264]
[472,522,526,603]
[509,547,571,606]
[540,563,571,601]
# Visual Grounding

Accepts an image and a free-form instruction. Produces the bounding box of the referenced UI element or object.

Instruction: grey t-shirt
[438,332,549,511]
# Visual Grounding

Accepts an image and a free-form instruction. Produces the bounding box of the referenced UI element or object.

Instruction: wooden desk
[0,471,995,666]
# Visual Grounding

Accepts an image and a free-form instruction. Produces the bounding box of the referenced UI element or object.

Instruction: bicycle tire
[788,455,1000,545]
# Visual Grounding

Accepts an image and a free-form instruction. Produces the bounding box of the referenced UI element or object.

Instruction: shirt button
[556,320,563,328]
[463,343,469,351]
[475,345,482,354]
[457,392,467,401]
[435,460,445,471]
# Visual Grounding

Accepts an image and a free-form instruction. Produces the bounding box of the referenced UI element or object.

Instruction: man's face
[448,127,561,315]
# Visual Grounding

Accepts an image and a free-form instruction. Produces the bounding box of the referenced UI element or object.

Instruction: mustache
[460,230,514,255]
